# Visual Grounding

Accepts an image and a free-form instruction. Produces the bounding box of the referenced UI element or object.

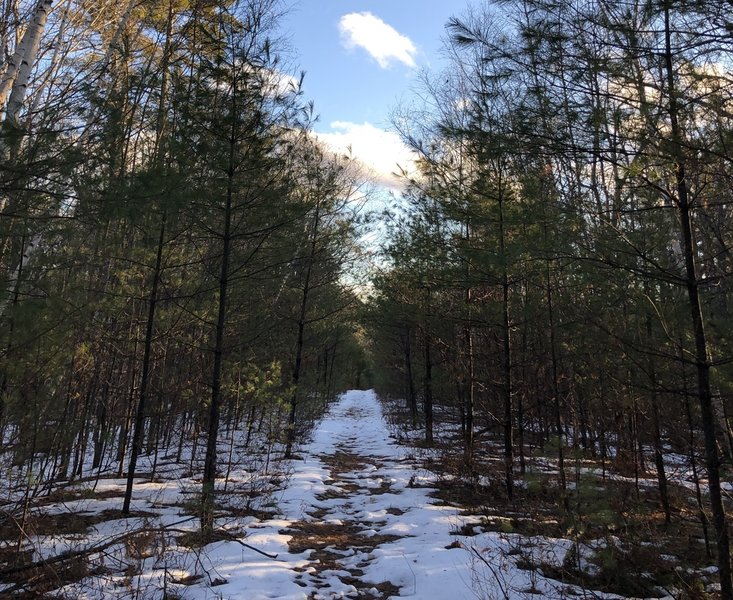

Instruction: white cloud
[338,12,417,69]
[316,121,416,189]
[265,69,300,98]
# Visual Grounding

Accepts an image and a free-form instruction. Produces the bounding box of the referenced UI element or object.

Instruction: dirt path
[274,391,479,600]
[284,445,402,598]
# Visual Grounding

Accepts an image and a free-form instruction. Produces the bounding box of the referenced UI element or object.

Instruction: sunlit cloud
[338,12,417,69]
[315,121,416,189]
[265,69,300,98]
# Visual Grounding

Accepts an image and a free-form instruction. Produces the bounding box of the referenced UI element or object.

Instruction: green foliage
[0,1,369,511]
[225,360,290,412]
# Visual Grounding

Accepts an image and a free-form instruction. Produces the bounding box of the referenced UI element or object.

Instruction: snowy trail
[275,389,482,599]
[262,390,598,600]
[24,390,601,599]
[176,389,487,600]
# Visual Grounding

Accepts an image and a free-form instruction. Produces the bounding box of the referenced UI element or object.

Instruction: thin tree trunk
[123,213,166,514]
[463,289,475,468]
[201,172,233,533]
[663,6,731,595]
[285,199,321,459]
[327,342,337,401]
[683,347,711,557]
[116,350,138,476]
[423,328,433,446]
[201,67,237,530]
[404,328,417,427]
[545,235,566,506]
[646,314,670,523]
[599,371,607,481]
[518,295,528,475]
[498,175,513,500]
[462,211,475,467]
[122,0,173,510]
[0,231,25,424]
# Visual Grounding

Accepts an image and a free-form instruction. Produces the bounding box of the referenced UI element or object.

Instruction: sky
[281,1,463,189]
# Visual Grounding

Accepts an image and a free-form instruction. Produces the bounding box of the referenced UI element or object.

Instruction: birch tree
[0,0,52,130]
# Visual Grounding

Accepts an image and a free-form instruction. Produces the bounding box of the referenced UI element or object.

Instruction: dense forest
[367,0,733,595]
[1,0,733,597]
[0,0,369,543]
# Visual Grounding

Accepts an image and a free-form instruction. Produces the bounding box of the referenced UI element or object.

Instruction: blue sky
[282,1,461,187]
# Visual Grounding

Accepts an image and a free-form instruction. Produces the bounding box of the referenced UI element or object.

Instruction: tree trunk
[647,314,670,523]
[462,212,475,468]
[122,2,173,510]
[663,5,731,595]
[285,198,321,459]
[463,290,475,468]
[423,329,433,446]
[201,92,236,532]
[545,235,566,506]
[404,327,417,427]
[123,212,166,514]
[498,177,513,500]
[0,0,53,125]
[683,347,712,557]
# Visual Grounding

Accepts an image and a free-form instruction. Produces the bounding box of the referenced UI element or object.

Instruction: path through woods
[276,389,479,599]
[258,390,583,599]
[2,391,614,599]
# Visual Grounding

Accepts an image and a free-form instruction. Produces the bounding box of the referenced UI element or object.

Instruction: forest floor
[0,390,721,599]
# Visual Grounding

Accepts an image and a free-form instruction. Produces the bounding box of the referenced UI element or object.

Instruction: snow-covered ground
[267,389,616,600]
[4,390,663,598]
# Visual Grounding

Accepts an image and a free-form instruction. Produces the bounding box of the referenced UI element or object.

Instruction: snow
[12,390,636,598]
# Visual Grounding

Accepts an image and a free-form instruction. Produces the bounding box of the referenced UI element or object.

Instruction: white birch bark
[1,0,53,127]
[0,0,137,321]
[22,1,66,119]
[0,0,51,314]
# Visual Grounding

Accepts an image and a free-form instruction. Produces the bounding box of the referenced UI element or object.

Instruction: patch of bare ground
[285,520,399,554]
[285,520,401,599]
[368,481,393,495]
[40,487,125,506]
[0,508,155,540]
[316,480,361,501]
[318,448,382,475]
[287,444,403,598]
[344,407,369,420]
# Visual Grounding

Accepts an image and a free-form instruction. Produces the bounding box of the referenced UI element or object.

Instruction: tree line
[0,0,367,535]
[365,0,733,594]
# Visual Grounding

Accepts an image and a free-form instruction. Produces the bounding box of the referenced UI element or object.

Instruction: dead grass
[318,448,379,475]
[315,480,360,501]
[285,520,399,554]
[285,520,401,600]
[0,553,97,599]
[0,507,155,540]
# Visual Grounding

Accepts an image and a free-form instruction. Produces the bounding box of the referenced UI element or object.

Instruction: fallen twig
[213,529,279,559]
